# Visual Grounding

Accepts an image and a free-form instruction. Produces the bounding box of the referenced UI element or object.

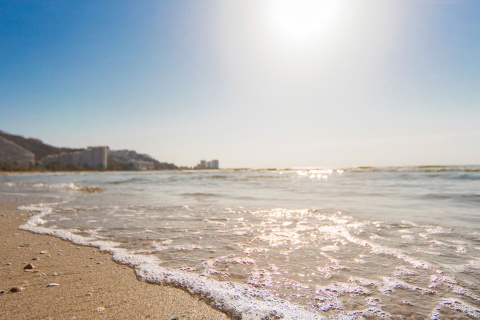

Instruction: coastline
[0,196,229,320]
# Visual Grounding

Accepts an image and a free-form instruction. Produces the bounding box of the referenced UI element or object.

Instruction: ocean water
[1,167,479,319]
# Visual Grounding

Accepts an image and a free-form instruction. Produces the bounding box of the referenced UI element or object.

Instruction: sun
[265,0,344,49]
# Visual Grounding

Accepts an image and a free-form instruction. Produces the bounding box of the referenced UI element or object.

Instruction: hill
[0,130,178,171]
[0,131,76,161]
[108,149,178,170]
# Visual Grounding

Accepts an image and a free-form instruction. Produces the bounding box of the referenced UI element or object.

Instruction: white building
[42,146,109,169]
[210,160,219,169]
[85,146,108,169]
[131,160,155,171]
[195,159,219,169]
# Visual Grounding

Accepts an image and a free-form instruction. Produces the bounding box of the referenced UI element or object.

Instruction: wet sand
[0,197,229,320]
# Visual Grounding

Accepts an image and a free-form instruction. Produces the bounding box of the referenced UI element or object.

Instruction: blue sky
[1,0,479,168]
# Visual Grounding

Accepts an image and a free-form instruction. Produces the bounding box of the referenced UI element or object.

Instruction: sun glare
[265,0,344,49]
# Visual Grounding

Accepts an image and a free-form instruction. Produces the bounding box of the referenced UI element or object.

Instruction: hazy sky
[1,0,479,168]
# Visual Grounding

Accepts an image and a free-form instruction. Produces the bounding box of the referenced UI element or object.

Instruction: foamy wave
[16,200,480,319]
[378,277,435,296]
[49,183,102,193]
[2,181,101,193]
[18,204,324,319]
[18,203,53,226]
[430,275,480,303]
[348,307,393,319]
[340,228,431,270]
[430,299,480,319]
[132,261,321,319]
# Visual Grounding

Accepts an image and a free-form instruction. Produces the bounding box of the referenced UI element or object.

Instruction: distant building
[195,159,219,169]
[109,149,158,170]
[210,160,219,169]
[0,136,35,166]
[42,146,109,169]
[86,146,108,169]
[130,160,155,171]
[108,150,133,162]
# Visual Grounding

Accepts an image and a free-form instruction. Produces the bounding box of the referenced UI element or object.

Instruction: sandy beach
[0,196,229,320]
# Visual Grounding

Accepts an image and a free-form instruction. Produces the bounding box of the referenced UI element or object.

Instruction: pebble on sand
[47,283,60,287]
[10,287,23,293]
[23,263,35,270]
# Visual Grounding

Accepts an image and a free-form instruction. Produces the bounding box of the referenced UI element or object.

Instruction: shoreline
[0,196,229,320]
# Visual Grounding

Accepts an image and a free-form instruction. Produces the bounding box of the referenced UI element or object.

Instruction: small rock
[20,281,29,286]
[96,262,102,265]
[23,263,35,270]
[53,272,60,276]
[19,244,30,247]
[85,292,93,297]
[47,283,60,287]
[10,287,23,293]
[40,251,48,254]
[96,307,105,313]
[6,262,11,266]
[37,273,46,277]
[32,257,40,261]
[0,290,5,294]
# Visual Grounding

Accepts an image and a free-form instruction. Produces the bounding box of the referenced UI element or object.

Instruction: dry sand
[0,197,230,320]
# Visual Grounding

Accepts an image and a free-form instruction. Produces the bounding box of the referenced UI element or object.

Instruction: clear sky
[1,0,479,168]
